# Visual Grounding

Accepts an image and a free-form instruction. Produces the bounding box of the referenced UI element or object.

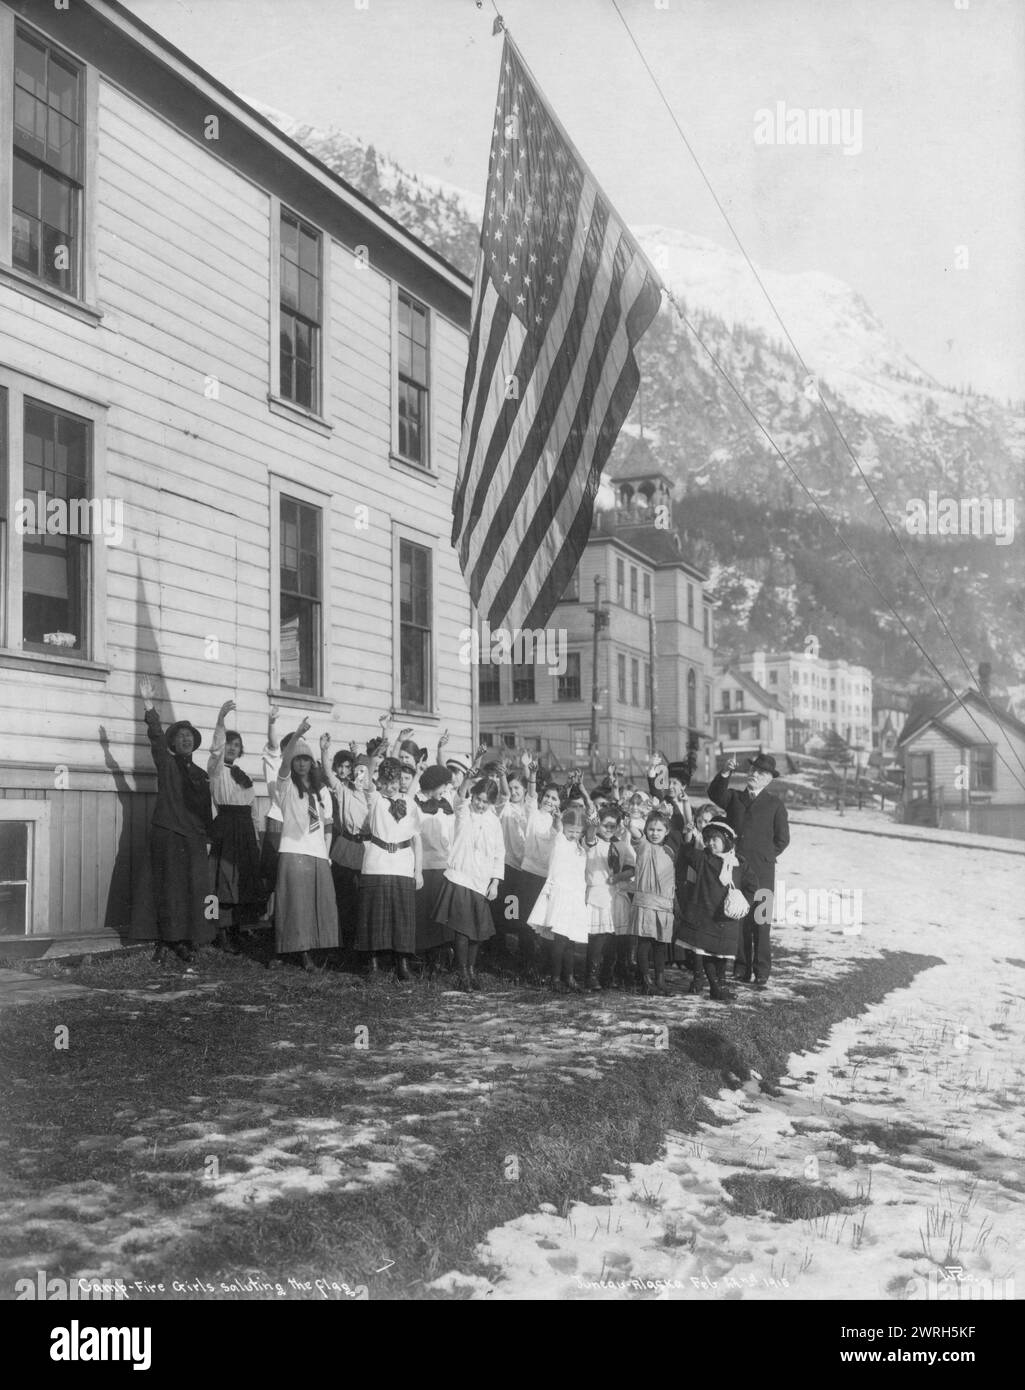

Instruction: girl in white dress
[528,805,589,992]
[431,765,505,991]
[583,804,636,991]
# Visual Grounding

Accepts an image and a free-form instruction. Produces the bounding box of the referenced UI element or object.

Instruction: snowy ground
[431,823,1025,1300]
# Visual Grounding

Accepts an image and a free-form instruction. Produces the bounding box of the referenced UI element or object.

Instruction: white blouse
[263,742,283,823]
[418,801,455,872]
[275,779,332,860]
[520,796,558,877]
[498,799,529,867]
[361,791,423,879]
[444,800,505,896]
[208,729,256,808]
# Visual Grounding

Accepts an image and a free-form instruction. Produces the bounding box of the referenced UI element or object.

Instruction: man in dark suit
[706,753,790,988]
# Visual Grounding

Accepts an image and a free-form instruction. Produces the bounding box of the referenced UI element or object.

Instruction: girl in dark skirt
[139,676,214,967]
[431,767,505,992]
[207,699,264,951]
[356,756,423,981]
[415,764,456,973]
[670,790,758,1003]
[323,738,370,964]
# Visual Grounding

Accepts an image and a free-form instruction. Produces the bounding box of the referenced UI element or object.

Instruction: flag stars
[502,272,512,284]
[516,293,526,306]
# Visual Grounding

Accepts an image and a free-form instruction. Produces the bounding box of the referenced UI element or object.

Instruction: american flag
[452,34,663,631]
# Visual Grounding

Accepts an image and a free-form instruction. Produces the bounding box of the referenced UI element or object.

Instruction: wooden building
[0,0,472,952]
[712,667,787,761]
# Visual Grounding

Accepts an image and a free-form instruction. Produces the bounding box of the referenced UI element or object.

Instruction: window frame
[617,652,627,705]
[392,523,437,717]
[511,660,535,704]
[615,557,625,606]
[391,283,433,474]
[268,198,332,429]
[0,368,108,671]
[269,474,330,702]
[556,651,581,703]
[970,744,995,793]
[478,662,501,705]
[0,800,51,938]
[630,656,639,707]
[0,15,99,317]
[643,572,652,615]
[629,566,638,613]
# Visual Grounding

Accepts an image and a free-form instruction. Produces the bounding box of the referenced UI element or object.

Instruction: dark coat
[706,773,789,890]
[675,837,759,958]
[146,709,213,839]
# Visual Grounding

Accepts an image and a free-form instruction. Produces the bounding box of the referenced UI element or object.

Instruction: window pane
[280,592,317,691]
[411,343,427,384]
[12,155,39,217]
[280,214,298,258]
[0,884,29,935]
[0,821,29,879]
[294,361,313,409]
[42,171,71,233]
[281,260,299,312]
[299,227,319,273]
[47,109,80,178]
[298,503,318,552]
[49,55,80,116]
[298,269,319,322]
[23,535,85,650]
[15,34,47,96]
[13,90,46,157]
[12,211,39,275]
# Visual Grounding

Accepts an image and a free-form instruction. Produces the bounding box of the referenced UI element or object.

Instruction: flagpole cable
[607,0,1022,769]
[663,288,1025,794]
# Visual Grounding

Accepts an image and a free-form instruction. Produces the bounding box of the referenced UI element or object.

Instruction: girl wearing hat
[414,763,457,973]
[322,736,371,966]
[670,789,758,1003]
[356,755,423,980]
[139,676,215,966]
[626,811,677,994]
[431,761,505,991]
[207,699,264,953]
[527,803,589,992]
[270,718,338,971]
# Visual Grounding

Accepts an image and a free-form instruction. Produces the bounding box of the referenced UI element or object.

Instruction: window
[722,690,730,711]
[562,566,580,601]
[512,662,535,703]
[643,662,650,708]
[728,719,739,741]
[279,495,322,693]
[617,726,626,760]
[617,653,627,703]
[735,690,744,709]
[687,668,697,728]
[970,745,995,792]
[480,731,495,747]
[630,567,638,612]
[279,209,321,411]
[616,558,625,605]
[643,573,652,614]
[769,670,778,684]
[631,658,639,706]
[501,731,517,749]
[557,652,581,701]
[571,725,589,759]
[705,683,711,723]
[398,538,432,711]
[0,802,51,934]
[12,29,83,296]
[830,700,836,712]
[702,606,709,645]
[396,288,430,467]
[830,677,837,690]
[479,664,500,704]
[687,583,694,626]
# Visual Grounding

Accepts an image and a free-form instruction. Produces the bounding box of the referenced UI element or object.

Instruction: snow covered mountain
[250,100,1024,683]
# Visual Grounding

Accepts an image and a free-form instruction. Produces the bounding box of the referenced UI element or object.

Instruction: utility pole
[648,610,657,754]
[588,575,606,774]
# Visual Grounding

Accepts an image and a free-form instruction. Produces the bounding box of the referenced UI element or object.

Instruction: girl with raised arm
[431,754,505,991]
[356,755,423,981]
[270,717,338,972]
[139,676,214,967]
[322,734,370,967]
[207,699,264,952]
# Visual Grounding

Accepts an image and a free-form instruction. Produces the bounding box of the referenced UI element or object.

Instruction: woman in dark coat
[140,676,214,965]
[670,789,758,1003]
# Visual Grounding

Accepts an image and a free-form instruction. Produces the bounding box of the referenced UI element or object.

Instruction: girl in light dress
[207,698,264,953]
[527,804,589,992]
[627,810,677,995]
[431,758,505,992]
[356,755,423,982]
[414,763,457,974]
[271,717,338,972]
[492,755,531,961]
[583,803,636,991]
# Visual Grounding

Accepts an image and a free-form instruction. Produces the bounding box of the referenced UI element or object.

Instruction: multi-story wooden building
[477,447,717,778]
[734,650,873,753]
[0,0,471,951]
[712,666,786,760]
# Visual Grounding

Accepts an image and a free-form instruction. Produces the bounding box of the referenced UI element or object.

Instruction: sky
[123,0,1025,401]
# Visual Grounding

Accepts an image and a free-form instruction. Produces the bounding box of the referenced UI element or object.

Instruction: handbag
[722,884,749,920]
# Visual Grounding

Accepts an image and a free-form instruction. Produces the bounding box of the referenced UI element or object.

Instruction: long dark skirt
[260,818,282,897]
[517,869,547,922]
[357,873,415,955]
[331,862,361,948]
[433,879,495,943]
[415,868,453,952]
[150,825,215,945]
[274,853,339,954]
[211,805,264,927]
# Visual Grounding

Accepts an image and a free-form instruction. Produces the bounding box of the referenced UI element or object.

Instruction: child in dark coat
[670,789,758,1003]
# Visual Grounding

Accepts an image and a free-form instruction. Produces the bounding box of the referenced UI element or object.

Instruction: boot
[715,960,734,1001]
[652,944,670,996]
[299,951,315,973]
[705,958,724,1001]
[688,965,704,996]
[394,954,413,983]
[364,951,380,977]
[585,969,603,993]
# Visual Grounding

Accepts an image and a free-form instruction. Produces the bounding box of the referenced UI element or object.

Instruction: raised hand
[348,740,359,756]
[438,728,450,748]
[397,727,414,742]
[319,732,331,753]
[378,711,392,730]
[724,755,738,773]
[139,675,156,702]
[296,716,313,739]
[268,705,280,723]
[217,699,236,721]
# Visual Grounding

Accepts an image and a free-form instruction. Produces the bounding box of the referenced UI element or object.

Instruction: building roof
[91,0,471,296]
[898,689,1025,747]
[603,434,675,488]
[720,667,786,713]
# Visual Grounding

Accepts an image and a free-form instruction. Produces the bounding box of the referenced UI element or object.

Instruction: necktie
[609,841,621,874]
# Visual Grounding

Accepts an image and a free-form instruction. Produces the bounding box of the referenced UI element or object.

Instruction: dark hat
[166,720,202,751]
[420,765,451,793]
[748,753,779,777]
[667,760,692,784]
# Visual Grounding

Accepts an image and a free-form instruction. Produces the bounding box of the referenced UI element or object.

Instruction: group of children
[140,682,757,1002]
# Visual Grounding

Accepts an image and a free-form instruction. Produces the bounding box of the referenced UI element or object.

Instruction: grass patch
[0,945,940,1298]
[721,1173,862,1221]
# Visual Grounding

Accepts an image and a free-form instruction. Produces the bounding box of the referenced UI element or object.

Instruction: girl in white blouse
[270,717,338,972]
[431,757,505,991]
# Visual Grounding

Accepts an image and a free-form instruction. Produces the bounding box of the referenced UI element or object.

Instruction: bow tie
[419,797,453,815]
[388,798,407,822]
